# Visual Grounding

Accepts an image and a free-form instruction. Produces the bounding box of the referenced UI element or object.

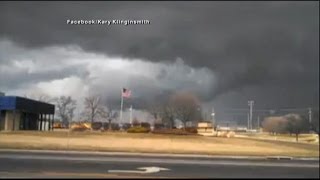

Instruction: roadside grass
[237,132,319,143]
[0,131,318,157]
[0,130,201,139]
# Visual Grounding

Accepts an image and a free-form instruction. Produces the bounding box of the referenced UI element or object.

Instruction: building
[0,96,55,131]
[216,120,238,131]
[197,122,213,129]
[197,121,215,136]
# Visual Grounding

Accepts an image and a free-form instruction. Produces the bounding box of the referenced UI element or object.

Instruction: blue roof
[0,96,55,114]
[0,96,16,110]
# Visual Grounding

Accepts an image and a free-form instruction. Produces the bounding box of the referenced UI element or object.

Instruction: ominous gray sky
[0,1,319,123]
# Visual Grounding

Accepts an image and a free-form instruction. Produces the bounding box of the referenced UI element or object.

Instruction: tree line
[147,91,202,129]
[24,93,117,128]
[24,91,203,129]
[262,113,319,141]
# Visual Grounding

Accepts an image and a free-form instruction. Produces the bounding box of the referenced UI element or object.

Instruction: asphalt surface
[0,150,319,178]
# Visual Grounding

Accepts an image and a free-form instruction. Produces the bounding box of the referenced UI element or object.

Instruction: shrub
[127,126,150,133]
[132,118,140,127]
[122,123,132,130]
[53,122,63,129]
[185,127,198,134]
[111,123,120,131]
[91,122,102,130]
[102,122,120,131]
[103,122,109,130]
[70,126,88,132]
[154,123,165,130]
[152,129,196,135]
[140,122,151,129]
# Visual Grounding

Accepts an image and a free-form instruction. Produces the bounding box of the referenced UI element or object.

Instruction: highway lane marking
[108,167,170,174]
[0,171,116,178]
[0,154,318,168]
[2,149,319,161]
[0,171,173,179]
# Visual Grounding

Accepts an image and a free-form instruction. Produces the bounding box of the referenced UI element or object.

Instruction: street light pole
[247,113,250,130]
[308,107,312,132]
[211,107,215,125]
[248,100,254,130]
[130,105,133,125]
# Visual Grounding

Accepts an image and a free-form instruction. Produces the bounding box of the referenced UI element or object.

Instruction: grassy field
[236,132,319,143]
[0,131,319,157]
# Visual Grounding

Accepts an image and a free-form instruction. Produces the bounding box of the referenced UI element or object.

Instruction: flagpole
[120,89,124,126]
[130,105,133,125]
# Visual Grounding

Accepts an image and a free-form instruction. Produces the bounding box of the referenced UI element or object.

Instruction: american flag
[122,88,131,98]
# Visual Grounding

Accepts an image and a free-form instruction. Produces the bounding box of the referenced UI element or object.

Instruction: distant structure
[197,121,214,136]
[216,121,239,131]
[0,96,55,131]
[211,107,215,126]
[0,92,4,96]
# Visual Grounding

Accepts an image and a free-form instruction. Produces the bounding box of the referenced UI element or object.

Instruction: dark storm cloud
[0,63,89,91]
[0,1,318,107]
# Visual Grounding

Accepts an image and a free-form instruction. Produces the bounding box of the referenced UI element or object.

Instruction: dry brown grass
[0,131,318,157]
[238,132,319,143]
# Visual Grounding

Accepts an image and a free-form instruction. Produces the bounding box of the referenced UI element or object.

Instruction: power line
[218,107,318,112]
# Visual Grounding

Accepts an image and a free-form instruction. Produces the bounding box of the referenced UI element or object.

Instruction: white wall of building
[4,111,21,130]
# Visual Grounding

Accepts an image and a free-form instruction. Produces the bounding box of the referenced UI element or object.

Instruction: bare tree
[132,117,140,127]
[147,94,171,127]
[54,96,77,128]
[84,96,102,124]
[109,110,118,130]
[262,117,276,134]
[311,111,319,134]
[98,106,118,130]
[24,93,53,103]
[98,106,109,121]
[169,92,200,129]
[161,103,176,129]
[148,102,162,123]
[262,116,288,135]
[284,114,309,142]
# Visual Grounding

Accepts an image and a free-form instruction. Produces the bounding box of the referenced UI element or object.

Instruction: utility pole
[248,100,254,130]
[130,105,133,125]
[247,113,250,130]
[211,107,215,126]
[308,107,312,132]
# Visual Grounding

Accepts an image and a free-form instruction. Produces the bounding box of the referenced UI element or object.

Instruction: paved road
[0,150,318,178]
